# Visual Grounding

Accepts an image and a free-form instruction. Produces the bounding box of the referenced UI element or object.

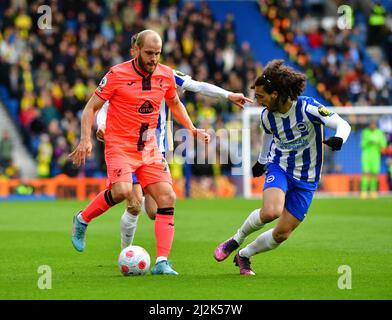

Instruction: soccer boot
[214,238,239,262]
[151,260,178,275]
[233,252,256,276]
[71,213,88,252]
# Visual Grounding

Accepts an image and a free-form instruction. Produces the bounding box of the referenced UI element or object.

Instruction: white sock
[239,228,279,258]
[233,209,264,245]
[156,256,167,263]
[120,210,139,249]
[77,213,89,224]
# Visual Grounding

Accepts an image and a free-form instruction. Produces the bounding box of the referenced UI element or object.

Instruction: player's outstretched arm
[166,93,210,144]
[321,113,351,151]
[178,75,252,108]
[69,93,106,166]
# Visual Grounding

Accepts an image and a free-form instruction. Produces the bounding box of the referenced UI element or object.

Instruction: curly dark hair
[252,59,307,103]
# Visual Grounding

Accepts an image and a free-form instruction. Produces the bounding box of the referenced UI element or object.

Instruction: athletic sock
[370,176,378,192]
[360,176,369,192]
[156,256,168,263]
[233,209,265,245]
[80,189,117,223]
[120,210,139,247]
[239,228,279,258]
[154,207,174,260]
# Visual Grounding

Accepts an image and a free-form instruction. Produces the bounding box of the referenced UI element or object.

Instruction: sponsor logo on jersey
[138,100,154,114]
[318,106,332,117]
[277,138,309,150]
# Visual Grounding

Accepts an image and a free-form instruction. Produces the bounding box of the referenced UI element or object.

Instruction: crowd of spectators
[0,0,258,186]
[260,0,392,107]
[1,0,392,193]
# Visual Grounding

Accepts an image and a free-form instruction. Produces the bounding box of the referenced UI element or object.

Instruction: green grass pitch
[0,197,391,300]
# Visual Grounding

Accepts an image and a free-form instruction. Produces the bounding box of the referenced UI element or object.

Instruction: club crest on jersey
[156,78,163,88]
[318,106,332,117]
[138,100,154,114]
[113,168,122,177]
[296,122,308,132]
[266,175,275,183]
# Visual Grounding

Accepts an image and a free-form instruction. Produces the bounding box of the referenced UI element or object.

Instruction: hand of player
[68,139,92,167]
[323,137,343,151]
[252,161,267,177]
[193,128,210,144]
[96,125,105,142]
[228,93,253,109]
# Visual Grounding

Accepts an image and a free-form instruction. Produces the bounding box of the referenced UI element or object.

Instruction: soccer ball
[118,245,151,276]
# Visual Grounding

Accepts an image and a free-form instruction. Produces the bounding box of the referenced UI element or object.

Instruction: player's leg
[214,164,287,262]
[144,181,178,275]
[72,181,132,252]
[360,154,371,198]
[120,174,143,249]
[369,157,381,199]
[233,183,313,275]
[137,154,178,275]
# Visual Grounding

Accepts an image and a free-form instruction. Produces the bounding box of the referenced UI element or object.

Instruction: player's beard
[137,55,156,74]
[268,97,279,112]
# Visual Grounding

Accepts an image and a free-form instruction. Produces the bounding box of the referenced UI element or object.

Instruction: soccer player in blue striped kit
[214,59,352,275]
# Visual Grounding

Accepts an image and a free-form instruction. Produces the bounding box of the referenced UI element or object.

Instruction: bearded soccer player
[69,30,210,275]
[95,34,252,250]
[213,59,351,275]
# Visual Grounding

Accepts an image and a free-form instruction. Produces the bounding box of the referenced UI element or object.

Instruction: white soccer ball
[118,245,151,276]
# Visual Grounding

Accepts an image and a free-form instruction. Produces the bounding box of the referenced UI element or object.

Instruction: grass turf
[0,198,391,300]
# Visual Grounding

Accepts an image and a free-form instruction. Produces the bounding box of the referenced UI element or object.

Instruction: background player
[96,34,252,249]
[213,59,351,275]
[69,30,210,275]
[360,120,387,199]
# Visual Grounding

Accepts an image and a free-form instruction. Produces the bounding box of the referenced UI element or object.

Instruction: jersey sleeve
[175,72,231,100]
[164,72,177,100]
[258,132,273,164]
[95,68,121,101]
[306,104,351,143]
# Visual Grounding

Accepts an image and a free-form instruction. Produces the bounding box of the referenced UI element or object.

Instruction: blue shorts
[263,163,318,221]
[132,152,166,185]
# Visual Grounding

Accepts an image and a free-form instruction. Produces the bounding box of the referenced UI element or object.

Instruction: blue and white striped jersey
[259,96,350,183]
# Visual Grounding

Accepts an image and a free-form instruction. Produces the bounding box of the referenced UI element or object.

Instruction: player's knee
[127,199,142,215]
[157,190,176,207]
[261,206,282,223]
[112,186,133,202]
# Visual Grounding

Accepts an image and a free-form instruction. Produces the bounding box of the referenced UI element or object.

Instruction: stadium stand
[0,0,391,196]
